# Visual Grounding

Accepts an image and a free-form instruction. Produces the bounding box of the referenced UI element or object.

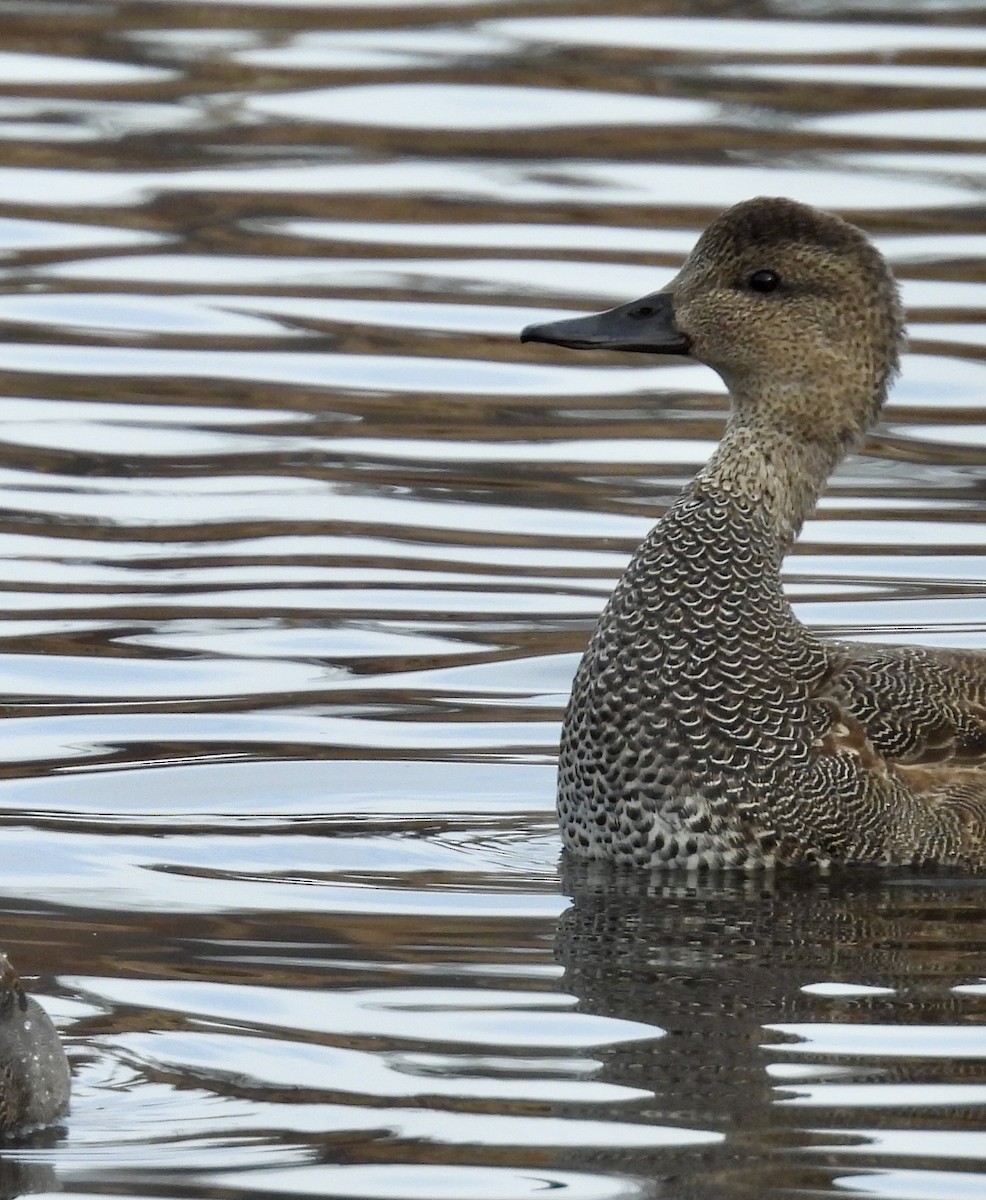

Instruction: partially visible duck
[0,953,69,1136]
[521,196,986,870]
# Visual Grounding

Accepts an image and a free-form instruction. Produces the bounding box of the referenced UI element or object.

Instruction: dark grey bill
[520,290,689,355]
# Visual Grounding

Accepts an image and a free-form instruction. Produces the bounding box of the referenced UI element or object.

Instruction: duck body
[522,197,986,870]
[0,954,69,1136]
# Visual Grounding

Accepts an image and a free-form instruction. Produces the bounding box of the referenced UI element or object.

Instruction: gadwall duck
[521,196,986,870]
[0,953,69,1135]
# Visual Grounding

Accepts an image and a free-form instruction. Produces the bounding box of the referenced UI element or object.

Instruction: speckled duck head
[522,197,904,544]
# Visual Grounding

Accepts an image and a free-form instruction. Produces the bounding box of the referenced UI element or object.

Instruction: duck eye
[748,269,780,294]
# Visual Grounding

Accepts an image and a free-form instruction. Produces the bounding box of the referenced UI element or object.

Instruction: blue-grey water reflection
[0,1,984,1198]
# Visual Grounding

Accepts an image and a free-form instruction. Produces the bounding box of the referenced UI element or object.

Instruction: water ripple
[0,3,984,1198]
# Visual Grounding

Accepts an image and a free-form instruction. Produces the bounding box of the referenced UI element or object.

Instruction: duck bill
[520,290,689,355]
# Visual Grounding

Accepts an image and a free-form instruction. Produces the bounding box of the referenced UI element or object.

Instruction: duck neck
[693,414,848,553]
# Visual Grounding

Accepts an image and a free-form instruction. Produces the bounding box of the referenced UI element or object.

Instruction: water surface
[0,1,985,1197]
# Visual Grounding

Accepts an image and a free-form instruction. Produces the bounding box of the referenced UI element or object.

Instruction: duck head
[521,196,903,453]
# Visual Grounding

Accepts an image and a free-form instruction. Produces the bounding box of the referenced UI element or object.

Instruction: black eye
[748,269,780,294]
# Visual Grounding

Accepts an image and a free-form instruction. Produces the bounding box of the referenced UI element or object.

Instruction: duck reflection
[554,863,986,1198]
